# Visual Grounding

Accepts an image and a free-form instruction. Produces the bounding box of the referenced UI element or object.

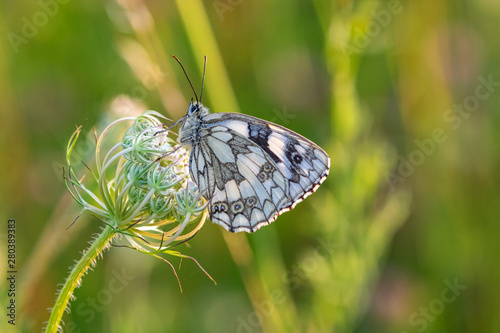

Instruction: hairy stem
[45,225,117,332]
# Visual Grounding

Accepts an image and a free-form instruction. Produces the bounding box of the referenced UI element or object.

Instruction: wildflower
[46,111,212,332]
[66,110,207,251]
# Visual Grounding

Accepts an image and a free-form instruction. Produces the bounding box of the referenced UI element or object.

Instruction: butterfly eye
[187,103,198,116]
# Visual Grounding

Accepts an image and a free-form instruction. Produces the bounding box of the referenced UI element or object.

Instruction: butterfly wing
[191,113,330,233]
[204,113,331,202]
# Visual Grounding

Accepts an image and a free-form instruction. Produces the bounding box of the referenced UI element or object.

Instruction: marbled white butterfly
[174,56,330,233]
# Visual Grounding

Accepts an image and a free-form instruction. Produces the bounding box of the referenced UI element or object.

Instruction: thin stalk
[174,0,240,114]
[45,225,117,333]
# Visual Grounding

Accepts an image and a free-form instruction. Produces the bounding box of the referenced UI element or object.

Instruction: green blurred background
[1,0,499,332]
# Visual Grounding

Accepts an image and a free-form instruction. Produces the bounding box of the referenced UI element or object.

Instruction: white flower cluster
[65,111,207,253]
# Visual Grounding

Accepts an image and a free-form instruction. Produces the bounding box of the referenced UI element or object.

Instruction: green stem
[45,225,117,332]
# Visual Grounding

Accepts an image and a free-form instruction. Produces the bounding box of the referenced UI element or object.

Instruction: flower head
[65,110,208,256]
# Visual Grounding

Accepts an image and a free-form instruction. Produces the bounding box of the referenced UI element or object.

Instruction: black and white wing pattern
[179,102,330,233]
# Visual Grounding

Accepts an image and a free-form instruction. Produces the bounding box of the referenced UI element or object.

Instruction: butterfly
[174,56,330,233]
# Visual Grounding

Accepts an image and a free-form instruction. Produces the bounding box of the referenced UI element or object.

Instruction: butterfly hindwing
[190,125,288,232]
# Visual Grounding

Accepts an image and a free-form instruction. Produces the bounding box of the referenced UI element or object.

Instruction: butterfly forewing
[204,113,330,202]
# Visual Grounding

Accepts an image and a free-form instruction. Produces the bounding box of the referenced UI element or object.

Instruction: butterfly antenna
[199,55,207,103]
[172,55,198,103]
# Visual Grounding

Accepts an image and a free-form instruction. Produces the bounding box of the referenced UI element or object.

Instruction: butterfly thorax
[178,102,210,147]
